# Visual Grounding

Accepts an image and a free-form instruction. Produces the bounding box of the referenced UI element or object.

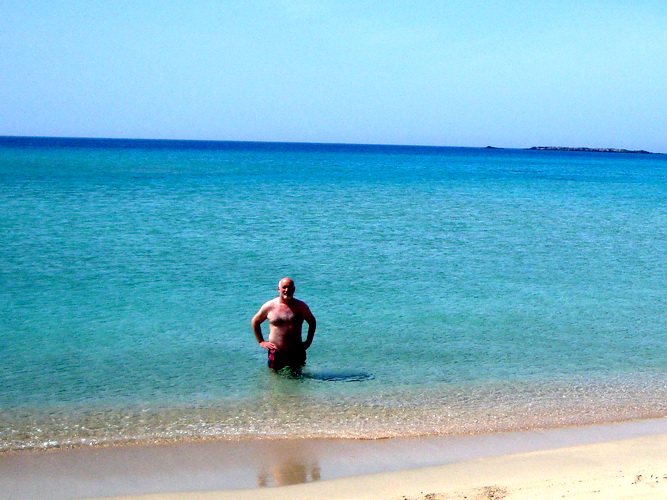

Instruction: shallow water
[1,137,666,450]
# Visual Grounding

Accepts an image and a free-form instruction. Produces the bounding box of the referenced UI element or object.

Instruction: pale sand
[101,433,667,500]
[2,419,666,499]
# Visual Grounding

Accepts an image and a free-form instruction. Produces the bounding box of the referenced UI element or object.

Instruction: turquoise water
[1,137,666,451]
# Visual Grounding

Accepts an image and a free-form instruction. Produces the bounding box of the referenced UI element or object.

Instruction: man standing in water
[251,277,317,370]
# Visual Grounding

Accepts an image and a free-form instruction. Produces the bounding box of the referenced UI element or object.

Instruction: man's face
[278,280,295,300]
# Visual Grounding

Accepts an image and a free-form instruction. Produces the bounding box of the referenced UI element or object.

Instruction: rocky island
[527,146,654,154]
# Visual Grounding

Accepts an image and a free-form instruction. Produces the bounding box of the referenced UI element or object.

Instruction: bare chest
[268,305,303,327]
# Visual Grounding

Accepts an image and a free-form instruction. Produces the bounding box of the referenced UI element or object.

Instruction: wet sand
[123,432,667,500]
[1,418,666,499]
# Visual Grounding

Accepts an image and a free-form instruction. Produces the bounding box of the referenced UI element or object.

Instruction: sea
[1,136,666,452]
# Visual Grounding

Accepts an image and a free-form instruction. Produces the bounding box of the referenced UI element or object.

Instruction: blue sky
[1,1,665,151]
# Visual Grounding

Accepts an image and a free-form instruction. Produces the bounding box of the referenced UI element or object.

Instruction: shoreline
[5,372,666,454]
[2,417,666,499]
[111,431,667,500]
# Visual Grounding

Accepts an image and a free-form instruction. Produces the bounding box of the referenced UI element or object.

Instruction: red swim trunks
[267,349,306,370]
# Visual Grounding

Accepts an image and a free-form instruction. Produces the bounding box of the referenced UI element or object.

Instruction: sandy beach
[110,433,667,500]
[2,418,665,499]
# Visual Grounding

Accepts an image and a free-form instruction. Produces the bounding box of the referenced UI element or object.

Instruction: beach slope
[101,433,667,500]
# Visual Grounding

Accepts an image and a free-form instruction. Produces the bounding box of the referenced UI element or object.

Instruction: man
[251,277,317,370]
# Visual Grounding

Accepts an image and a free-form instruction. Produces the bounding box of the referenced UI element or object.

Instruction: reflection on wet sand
[257,458,321,487]
[255,437,322,487]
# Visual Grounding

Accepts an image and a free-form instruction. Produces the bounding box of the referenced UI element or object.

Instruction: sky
[1,1,666,152]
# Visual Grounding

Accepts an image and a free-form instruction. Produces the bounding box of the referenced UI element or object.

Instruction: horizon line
[0,135,661,154]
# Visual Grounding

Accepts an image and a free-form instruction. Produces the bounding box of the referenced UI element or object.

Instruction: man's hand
[259,341,276,350]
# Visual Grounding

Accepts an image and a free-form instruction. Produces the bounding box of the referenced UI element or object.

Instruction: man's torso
[267,300,305,351]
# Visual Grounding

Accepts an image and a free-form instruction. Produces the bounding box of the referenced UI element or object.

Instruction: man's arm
[302,304,316,350]
[251,303,276,350]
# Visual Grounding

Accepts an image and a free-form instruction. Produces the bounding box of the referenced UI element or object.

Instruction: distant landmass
[527,146,654,154]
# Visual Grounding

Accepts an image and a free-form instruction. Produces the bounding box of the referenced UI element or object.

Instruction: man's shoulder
[258,297,280,311]
[293,298,311,310]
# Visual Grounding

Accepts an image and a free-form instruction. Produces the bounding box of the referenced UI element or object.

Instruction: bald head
[277,277,296,301]
[279,277,295,288]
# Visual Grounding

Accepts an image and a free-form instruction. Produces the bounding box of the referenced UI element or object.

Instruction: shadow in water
[302,369,375,382]
[272,367,375,382]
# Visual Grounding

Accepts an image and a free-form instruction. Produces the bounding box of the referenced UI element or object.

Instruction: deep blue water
[1,136,666,450]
